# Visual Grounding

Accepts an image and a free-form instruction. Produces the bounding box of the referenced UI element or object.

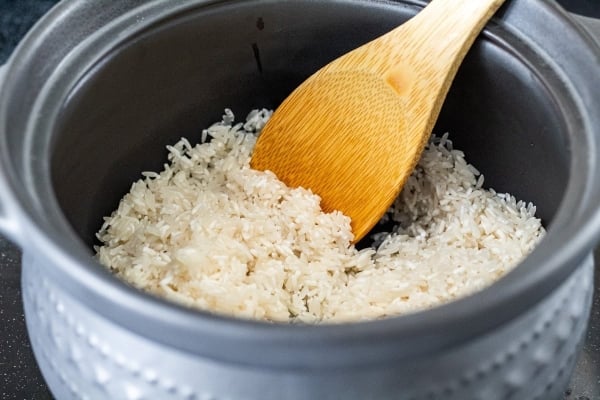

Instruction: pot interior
[50,1,569,251]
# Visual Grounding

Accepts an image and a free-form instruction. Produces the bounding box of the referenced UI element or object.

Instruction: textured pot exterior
[23,251,593,400]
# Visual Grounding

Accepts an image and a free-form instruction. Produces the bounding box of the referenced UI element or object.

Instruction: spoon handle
[251,0,507,243]
[380,0,506,92]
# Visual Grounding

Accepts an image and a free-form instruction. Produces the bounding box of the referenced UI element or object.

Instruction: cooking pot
[1,0,600,399]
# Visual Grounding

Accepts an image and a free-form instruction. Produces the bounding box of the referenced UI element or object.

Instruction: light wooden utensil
[251,0,506,242]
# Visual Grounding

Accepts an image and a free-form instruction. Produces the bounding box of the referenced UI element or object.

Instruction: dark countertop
[0,1,599,399]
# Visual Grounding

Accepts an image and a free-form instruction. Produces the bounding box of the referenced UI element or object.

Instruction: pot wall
[23,252,594,400]
[51,0,571,246]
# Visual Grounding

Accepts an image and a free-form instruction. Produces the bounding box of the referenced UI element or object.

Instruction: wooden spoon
[251,0,506,242]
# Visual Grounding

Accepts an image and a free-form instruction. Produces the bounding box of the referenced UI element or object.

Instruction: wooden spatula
[251,0,506,242]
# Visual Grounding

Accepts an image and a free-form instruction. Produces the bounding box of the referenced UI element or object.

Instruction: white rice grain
[96,109,545,323]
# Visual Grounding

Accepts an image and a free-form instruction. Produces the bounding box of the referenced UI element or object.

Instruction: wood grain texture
[251,0,506,242]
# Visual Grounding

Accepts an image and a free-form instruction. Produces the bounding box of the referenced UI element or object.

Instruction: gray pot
[1,1,600,399]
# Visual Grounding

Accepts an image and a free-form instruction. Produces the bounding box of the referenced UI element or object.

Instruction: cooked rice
[95,109,545,323]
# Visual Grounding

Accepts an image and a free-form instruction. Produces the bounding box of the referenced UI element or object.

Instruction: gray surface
[0,240,51,399]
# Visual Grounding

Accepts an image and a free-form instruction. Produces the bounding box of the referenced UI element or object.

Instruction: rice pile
[96,109,545,323]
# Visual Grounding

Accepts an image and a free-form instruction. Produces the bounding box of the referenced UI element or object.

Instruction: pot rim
[1,0,600,368]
